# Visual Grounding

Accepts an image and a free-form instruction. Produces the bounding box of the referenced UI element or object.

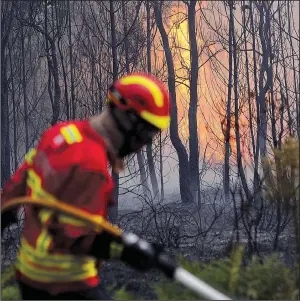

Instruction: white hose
[174,267,232,300]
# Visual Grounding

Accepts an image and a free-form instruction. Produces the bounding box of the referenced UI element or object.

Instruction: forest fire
[162,1,242,163]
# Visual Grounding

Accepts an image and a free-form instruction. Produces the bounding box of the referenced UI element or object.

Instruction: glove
[120,233,164,272]
[85,231,165,272]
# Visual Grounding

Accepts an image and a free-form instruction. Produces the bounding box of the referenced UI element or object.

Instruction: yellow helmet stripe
[119,75,164,108]
[140,110,170,130]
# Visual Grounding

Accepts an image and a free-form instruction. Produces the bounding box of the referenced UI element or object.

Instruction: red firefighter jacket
[1,120,115,295]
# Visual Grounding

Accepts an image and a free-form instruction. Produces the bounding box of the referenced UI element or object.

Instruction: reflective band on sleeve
[60,124,83,145]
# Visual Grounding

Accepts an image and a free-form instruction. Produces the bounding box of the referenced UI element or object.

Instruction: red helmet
[107,73,171,130]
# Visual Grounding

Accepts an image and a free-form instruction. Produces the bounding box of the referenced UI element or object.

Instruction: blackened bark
[1,2,14,186]
[187,0,200,203]
[122,3,150,199]
[68,0,76,120]
[249,1,261,201]
[20,25,29,152]
[109,0,119,222]
[224,2,233,201]
[146,1,160,199]
[232,4,251,201]
[256,1,272,162]
[153,2,193,203]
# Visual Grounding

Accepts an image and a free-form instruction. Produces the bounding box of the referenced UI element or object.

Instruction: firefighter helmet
[107,73,171,130]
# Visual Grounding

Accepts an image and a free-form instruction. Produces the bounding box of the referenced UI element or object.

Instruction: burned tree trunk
[232,3,251,201]
[122,3,150,200]
[20,25,29,152]
[146,1,160,199]
[153,1,193,203]
[224,1,234,201]
[109,0,119,222]
[249,1,261,202]
[256,1,272,164]
[187,0,200,203]
[67,0,76,120]
[1,2,14,186]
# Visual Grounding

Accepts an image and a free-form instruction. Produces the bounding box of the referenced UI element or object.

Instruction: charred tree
[187,0,200,204]
[1,2,14,186]
[109,0,119,222]
[153,1,193,203]
[122,3,150,200]
[224,1,234,201]
[145,1,160,199]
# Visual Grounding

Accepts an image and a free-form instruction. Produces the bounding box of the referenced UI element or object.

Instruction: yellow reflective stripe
[17,237,98,283]
[39,209,53,224]
[36,228,52,253]
[16,256,97,283]
[40,211,96,229]
[26,169,59,227]
[16,262,97,283]
[110,242,124,259]
[25,148,37,165]
[21,237,94,263]
[58,214,89,227]
[27,169,56,203]
[60,124,83,145]
[18,250,96,273]
[26,168,94,230]
[27,169,42,191]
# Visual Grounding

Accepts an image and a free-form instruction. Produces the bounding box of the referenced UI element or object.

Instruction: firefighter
[1,73,171,300]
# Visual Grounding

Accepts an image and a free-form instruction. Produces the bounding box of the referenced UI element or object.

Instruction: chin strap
[1,196,232,300]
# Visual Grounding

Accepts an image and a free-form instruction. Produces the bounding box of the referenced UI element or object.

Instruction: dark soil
[100,261,163,299]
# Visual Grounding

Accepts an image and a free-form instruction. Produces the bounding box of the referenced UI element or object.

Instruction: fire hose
[1,197,232,300]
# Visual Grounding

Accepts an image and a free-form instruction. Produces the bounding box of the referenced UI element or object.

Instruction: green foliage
[114,245,298,300]
[1,266,21,300]
[113,287,136,300]
[263,136,300,267]
[241,256,296,300]
[263,136,299,204]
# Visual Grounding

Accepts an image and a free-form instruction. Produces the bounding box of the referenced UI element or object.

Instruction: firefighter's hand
[120,233,164,272]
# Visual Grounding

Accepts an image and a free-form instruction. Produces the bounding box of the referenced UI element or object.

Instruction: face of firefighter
[89,107,159,172]
[110,105,160,158]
